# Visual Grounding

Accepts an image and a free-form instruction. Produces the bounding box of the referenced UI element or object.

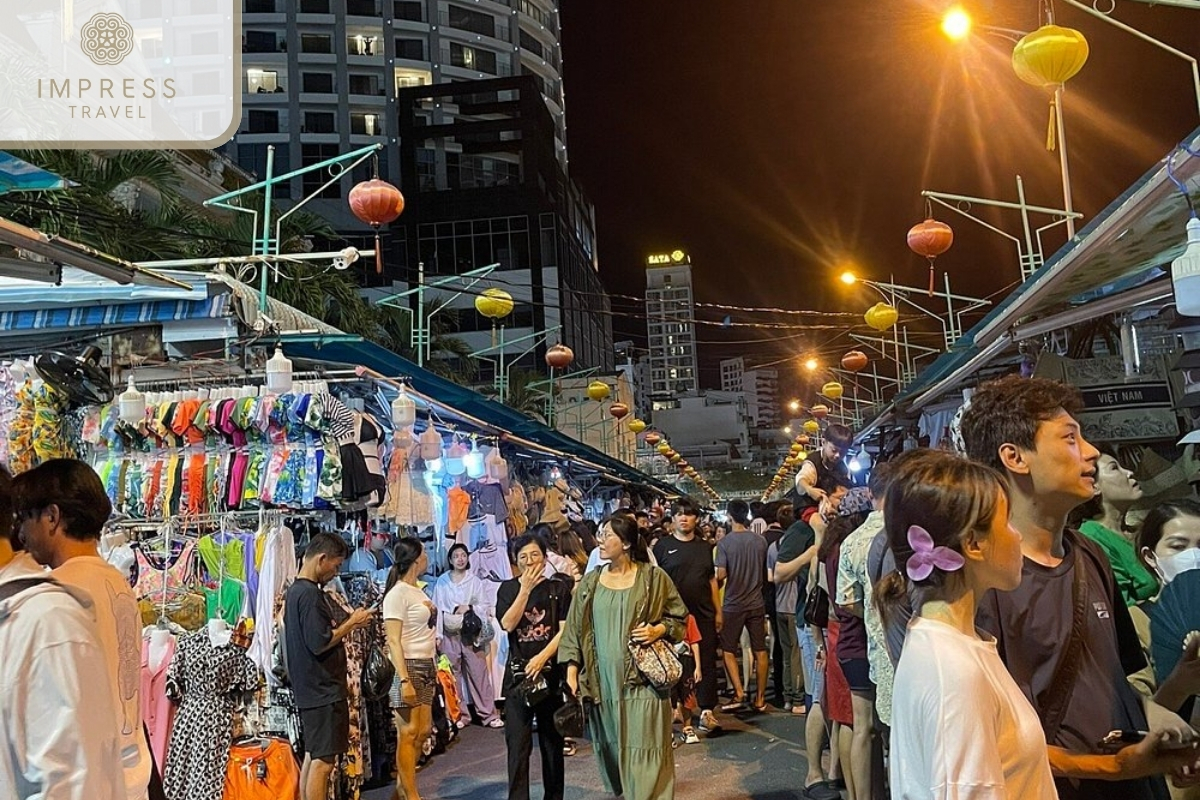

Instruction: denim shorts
[798,623,825,708]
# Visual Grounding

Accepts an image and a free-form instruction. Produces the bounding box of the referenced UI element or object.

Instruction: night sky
[560,0,1200,399]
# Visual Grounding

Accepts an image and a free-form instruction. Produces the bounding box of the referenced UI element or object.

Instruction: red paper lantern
[645,432,662,446]
[609,402,629,419]
[811,404,829,420]
[349,178,405,274]
[907,218,953,294]
[841,350,869,372]
[545,343,574,370]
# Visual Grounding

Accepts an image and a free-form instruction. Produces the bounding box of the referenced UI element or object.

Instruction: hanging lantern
[841,350,869,372]
[790,443,802,455]
[864,302,899,331]
[348,177,405,274]
[811,404,829,419]
[803,419,820,434]
[609,402,630,419]
[587,380,611,402]
[794,434,810,445]
[669,453,682,464]
[796,449,808,461]
[627,418,647,434]
[645,431,662,446]
[545,343,575,370]
[657,442,672,455]
[821,382,844,401]
[907,218,954,294]
[1012,25,1089,151]
[475,288,514,320]
[390,384,416,429]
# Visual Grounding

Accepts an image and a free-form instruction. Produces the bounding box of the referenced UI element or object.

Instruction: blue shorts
[798,623,825,710]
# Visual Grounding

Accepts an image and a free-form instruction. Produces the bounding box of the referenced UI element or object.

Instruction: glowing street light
[788,399,801,412]
[839,271,858,286]
[804,358,819,372]
[783,425,793,435]
[941,6,972,41]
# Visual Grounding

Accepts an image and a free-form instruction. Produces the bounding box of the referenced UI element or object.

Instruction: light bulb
[1172,217,1200,317]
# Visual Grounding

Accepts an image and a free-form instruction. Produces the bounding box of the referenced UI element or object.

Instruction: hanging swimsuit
[134,539,198,600]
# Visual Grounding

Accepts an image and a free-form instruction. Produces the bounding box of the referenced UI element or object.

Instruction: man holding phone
[284,533,373,800]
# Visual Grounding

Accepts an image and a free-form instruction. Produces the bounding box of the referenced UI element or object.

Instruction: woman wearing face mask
[1073,451,1159,607]
[1137,499,1200,722]
[431,543,502,728]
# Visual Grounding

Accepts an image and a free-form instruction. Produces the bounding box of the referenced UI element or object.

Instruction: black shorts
[839,657,874,693]
[299,699,350,760]
[719,607,767,653]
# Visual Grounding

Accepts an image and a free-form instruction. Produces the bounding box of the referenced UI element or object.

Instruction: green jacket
[557,562,688,702]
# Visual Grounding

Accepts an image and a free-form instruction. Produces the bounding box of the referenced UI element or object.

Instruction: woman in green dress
[560,513,689,800]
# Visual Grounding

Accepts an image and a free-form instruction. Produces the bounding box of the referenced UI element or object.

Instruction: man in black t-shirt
[497,533,571,800]
[963,375,1197,800]
[653,497,722,733]
[284,533,373,800]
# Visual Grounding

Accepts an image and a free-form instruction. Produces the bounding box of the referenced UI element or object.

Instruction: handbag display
[361,642,396,701]
[553,691,586,739]
[803,583,830,629]
[628,636,683,691]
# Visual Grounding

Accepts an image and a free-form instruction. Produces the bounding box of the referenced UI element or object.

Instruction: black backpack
[460,606,484,647]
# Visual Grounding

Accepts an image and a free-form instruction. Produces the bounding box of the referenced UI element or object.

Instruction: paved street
[364,707,821,800]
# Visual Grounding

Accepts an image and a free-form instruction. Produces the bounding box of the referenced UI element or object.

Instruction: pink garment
[133,540,197,601]
[141,633,178,768]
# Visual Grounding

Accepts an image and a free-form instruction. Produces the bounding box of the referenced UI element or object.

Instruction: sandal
[720,697,747,712]
[751,699,768,713]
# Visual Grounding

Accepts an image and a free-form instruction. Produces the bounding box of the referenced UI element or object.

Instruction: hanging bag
[361,641,396,701]
[628,636,683,691]
[803,583,830,629]
[553,688,586,739]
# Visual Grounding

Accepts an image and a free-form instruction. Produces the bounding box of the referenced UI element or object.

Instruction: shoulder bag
[361,640,396,701]
[803,582,830,629]
[1039,543,1088,744]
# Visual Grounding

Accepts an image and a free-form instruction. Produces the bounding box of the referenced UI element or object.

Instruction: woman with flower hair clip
[875,449,1058,799]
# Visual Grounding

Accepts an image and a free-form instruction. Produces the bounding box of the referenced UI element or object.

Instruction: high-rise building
[720,356,780,428]
[227,0,566,222]
[645,251,699,404]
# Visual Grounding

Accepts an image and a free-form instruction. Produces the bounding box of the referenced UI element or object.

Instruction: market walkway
[363,708,817,800]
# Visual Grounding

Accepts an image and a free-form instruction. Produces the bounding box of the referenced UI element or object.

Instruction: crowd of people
[11,373,1200,800]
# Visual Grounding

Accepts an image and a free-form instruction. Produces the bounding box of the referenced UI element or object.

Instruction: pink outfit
[141,634,178,768]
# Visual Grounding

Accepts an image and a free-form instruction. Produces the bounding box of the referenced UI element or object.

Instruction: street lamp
[804,357,819,372]
[788,399,801,413]
[941,5,972,40]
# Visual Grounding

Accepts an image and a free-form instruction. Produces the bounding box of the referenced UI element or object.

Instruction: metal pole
[257,145,275,312]
[416,261,425,368]
[943,271,956,348]
[497,325,507,404]
[1055,85,1077,239]
[1016,175,1038,280]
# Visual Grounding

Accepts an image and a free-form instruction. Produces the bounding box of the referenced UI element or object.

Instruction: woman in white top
[431,543,501,727]
[875,449,1058,800]
[384,538,437,800]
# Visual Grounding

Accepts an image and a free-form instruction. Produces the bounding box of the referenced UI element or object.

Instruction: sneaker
[697,710,721,734]
[484,718,505,728]
[455,720,469,730]
[563,739,578,757]
[682,726,700,745]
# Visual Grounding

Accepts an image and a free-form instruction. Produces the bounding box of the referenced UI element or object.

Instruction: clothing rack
[127,367,366,391]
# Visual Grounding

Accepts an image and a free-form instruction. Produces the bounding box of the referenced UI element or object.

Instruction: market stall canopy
[0,217,190,290]
[0,152,74,194]
[280,333,683,498]
[858,126,1200,440]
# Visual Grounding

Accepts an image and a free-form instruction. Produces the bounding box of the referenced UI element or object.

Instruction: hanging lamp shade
[348,178,405,274]
[811,404,830,419]
[669,453,682,464]
[803,419,821,434]
[586,380,611,402]
[390,384,416,428]
[645,431,662,446]
[1012,25,1089,88]
[820,382,844,401]
[790,443,803,455]
[864,302,899,331]
[841,350,869,372]
[796,449,808,461]
[545,343,574,369]
[794,434,810,445]
[118,375,145,425]
[657,442,672,455]
[608,402,630,419]
[627,418,647,434]
[475,288,514,320]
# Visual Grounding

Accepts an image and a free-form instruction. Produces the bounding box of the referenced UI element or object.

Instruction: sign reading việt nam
[0,1,239,148]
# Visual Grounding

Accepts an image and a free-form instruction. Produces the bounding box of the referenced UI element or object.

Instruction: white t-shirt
[890,617,1057,800]
[383,581,437,659]
[0,555,125,800]
[53,556,152,800]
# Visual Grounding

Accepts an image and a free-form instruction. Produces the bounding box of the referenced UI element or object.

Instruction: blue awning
[0,152,73,194]
[279,334,684,497]
[0,295,229,332]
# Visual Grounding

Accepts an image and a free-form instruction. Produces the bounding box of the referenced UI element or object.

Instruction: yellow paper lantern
[474,288,514,320]
[790,443,802,455]
[821,382,844,401]
[864,302,899,331]
[796,449,808,461]
[586,380,611,402]
[803,420,820,434]
[1012,25,1089,88]
[627,418,647,434]
[657,442,671,455]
